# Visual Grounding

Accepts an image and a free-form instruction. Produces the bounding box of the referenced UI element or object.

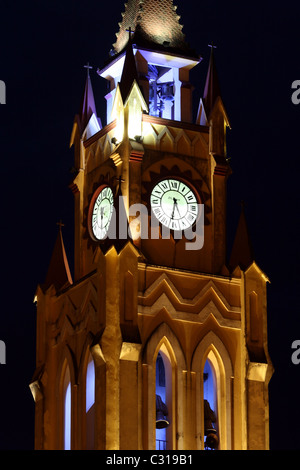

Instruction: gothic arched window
[191,332,233,450]
[63,366,71,450]
[155,345,173,450]
[203,358,219,450]
[143,323,186,451]
[86,354,95,449]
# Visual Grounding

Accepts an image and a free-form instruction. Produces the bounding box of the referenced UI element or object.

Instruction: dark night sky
[0,0,300,450]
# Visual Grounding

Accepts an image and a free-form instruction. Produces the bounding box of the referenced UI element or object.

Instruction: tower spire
[70,64,102,150]
[202,44,222,119]
[113,0,198,59]
[84,62,93,78]
[119,32,139,102]
[78,64,99,134]
[43,223,73,292]
[229,202,255,272]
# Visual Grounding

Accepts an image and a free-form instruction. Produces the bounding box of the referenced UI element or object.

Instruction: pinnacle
[43,226,73,292]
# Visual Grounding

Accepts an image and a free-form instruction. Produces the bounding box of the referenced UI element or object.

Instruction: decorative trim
[142,113,209,134]
[129,150,144,162]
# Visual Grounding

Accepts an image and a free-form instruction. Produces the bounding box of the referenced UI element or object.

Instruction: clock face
[150,178,199,231]
[89,185,114,241]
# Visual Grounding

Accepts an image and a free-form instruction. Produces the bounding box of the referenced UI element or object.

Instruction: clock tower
[31,0,273,450]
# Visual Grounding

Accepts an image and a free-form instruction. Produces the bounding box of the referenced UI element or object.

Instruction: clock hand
[171,197,180,219]
[100,207,105,228]
[174,200,181,218]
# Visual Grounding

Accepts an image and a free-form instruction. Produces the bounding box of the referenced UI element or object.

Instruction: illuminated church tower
[31,0,273,450]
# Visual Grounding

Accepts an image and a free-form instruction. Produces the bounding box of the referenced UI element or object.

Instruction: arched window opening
[203,359,219,450]
[148,64,175,120]
[63,366,71,450]
[86,354,95,449]
[249,291,259,342]
[192,333,233,450]
[155,347,172,450]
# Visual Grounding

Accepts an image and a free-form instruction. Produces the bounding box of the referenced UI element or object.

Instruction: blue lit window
[63,368,71,450]
[148,65,174,119]
[155,351,171,450]
[86,355,95,449]
[203,359,219,450]
[86,357,95,413]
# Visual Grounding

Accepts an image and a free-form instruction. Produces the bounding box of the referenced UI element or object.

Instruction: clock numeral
[153,207,163,217]
[170,180,179,190]
[186,192,196,202]
[179,183,188,194]
[179,218,189,230]
[95,226,106,240]
[189,204,197,213]
[160,215,170,227]
[170,220,180,231]
[151,198,160,205]
[159,181,170,192]
[187,213,196,223]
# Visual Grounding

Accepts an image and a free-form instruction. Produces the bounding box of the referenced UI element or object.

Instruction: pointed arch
[78,334,106,450]
[142,121,158,148]
[142,322,186,450]
[154,341,174,450]
[175,129,191,155]
[56,345,77,450]
[63,365,71,450]
[191,332,233,450]
[158,128,175,152]
[85,352,95,449]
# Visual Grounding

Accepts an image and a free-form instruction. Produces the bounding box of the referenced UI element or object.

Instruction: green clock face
[150,178,199,231]
[89,185,114,240]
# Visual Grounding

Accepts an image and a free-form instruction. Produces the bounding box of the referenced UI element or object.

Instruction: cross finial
[126,27,135,39]
[208,42,217,50]
[84,62,93,77]
[115,175,125,191]
[57,220,65,230]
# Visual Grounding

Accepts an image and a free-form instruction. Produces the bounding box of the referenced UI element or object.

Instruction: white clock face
[150,178,199,230]
[90,186,114,240]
